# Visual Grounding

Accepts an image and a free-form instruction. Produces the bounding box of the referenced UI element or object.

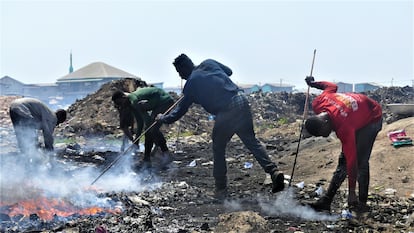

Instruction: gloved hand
[155,113,165,123]
[305,76,315,86]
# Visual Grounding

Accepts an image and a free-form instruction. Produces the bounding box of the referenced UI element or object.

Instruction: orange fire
[1,196,121,221]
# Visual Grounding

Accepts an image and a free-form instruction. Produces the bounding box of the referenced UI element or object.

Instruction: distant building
[164,86,182,95]
[336,82,353,93]
[238,84,261,94]
[1,58,143,109]
[23,83,58,100]
[56,61,140,98]
[149,82,164,89]
[0,76,24,96]
[354,82,381,93]
[261,83,294,93]
[165,82,294,95]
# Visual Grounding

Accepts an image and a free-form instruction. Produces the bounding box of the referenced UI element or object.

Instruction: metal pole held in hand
[288,49,317,187]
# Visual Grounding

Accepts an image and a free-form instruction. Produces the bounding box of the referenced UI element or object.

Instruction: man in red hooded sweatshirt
[304,76,382,212]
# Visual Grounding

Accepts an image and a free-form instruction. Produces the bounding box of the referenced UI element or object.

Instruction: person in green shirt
[112,86,174,169]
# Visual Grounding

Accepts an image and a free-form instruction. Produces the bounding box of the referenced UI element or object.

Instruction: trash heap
[55,80,414,139]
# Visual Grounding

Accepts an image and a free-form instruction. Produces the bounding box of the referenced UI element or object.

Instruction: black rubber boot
[214,178,228,200]
[309,195,333,212]
[271,172,285,193]
[214,187,229,200]
[309,181,339,212]
[310,152,347,212]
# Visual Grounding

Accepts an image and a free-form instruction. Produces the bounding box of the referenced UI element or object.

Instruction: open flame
[0,183,122,222]
[1,196,121,221]
[1,196,120,221]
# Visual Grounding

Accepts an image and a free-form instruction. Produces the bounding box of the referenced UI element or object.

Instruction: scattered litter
[177,181,189,188]
[188,160,197,167]
[95,225,108,233]
[93,154,105,161]
[201,161,214,166]
[295,181,305,189]
[244,162,253,169]
[387,129,413,147]
[341,209,352,219]
[286,226,300,231]
[384,188,397,195]
[315,186,323,196]
[326,224,336,229]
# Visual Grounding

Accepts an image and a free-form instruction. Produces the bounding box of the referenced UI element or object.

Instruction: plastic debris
[295,181,305,189]
[387,129,413,147]
[341,209,352,219]
[384,188,397,195]
[95,225,108,233]
[244,162,253,169]
[286,226,300,231]
[188,160,197,167]
[326,224,336,229]
[315,186,323,196]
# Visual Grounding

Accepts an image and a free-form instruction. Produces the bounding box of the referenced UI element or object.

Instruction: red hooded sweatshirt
[311,81,382,190]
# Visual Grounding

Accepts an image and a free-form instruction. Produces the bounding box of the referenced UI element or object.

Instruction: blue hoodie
[163,59,240,124]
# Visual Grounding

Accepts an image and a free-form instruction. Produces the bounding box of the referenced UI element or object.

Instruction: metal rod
[90,95,184,185]
[288,49,316,187]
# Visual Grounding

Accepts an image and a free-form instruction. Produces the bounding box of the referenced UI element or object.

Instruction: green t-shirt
[128,87,172,110]
[127,87,173,134]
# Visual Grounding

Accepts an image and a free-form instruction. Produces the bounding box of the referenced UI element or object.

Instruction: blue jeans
[212,93,278,189]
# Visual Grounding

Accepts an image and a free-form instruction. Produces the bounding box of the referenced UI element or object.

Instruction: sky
[1,0,413,91]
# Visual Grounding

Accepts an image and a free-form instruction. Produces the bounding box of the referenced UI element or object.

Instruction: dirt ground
[1,83,413,232]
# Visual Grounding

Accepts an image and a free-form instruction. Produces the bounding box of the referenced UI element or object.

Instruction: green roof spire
[69,51,74,73]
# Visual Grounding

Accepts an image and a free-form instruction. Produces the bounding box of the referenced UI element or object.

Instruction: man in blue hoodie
[157,53,285,199]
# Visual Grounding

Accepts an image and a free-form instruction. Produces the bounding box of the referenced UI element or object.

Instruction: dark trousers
[10,109,39,153]
[327,118,382,203]
[143,100,173,160]
[212,94,278,189]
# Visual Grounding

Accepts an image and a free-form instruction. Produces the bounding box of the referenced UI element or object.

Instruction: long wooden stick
[288,49,316,187]
[90,95,184,185]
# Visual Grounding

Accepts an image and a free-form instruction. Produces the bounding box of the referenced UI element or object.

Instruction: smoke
[220,189,338,221]
[259,187,339,221]
[224,199,243,211]
[0,132,162,210]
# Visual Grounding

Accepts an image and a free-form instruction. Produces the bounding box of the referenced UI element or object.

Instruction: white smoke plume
[259,187,339,221]
[0,132,161,210]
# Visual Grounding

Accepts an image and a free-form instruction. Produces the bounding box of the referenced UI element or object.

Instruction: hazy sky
[1,0,413,90]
